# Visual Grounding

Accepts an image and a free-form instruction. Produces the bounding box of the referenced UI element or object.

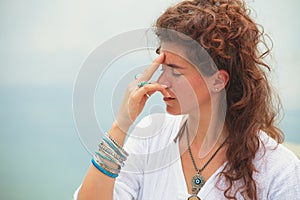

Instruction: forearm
[78,165,115,200]
[78,122,128,200]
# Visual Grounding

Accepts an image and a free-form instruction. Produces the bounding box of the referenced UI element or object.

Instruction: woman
[75,0,300,199]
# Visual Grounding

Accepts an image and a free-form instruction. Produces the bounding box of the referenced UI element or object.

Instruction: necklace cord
[185,120,227,173]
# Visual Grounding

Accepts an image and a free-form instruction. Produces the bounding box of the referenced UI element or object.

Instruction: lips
[163,97,176,101]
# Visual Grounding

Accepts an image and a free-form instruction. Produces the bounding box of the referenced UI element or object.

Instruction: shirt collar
[173,115,188,143]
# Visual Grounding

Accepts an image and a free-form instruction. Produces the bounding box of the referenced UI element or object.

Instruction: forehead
[160,42,187,58]
[160,42,195,68]
[160,41,219,76]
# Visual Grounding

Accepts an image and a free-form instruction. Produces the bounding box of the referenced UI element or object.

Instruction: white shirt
[74,113,300,199]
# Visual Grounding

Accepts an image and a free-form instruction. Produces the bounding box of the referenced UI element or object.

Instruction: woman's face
[157,45,212,115]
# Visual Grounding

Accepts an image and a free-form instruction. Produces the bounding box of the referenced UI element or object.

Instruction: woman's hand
[115,53,170,132]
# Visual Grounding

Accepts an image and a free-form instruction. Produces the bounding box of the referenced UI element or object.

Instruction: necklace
[185,121,227,200]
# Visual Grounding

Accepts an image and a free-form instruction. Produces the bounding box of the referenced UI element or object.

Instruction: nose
[157,71,171,88]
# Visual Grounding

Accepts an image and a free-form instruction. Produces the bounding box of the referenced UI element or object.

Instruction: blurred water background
[1,0,299,199]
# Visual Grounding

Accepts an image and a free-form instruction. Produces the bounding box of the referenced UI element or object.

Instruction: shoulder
[129,113,183,142]
[254,131,300,198]
[124,113,183,152]
[122,113,183,175]
[134,113,183,130]
[255,131,299,166]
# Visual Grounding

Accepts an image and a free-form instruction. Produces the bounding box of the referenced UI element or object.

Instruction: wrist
[108,121,128,147]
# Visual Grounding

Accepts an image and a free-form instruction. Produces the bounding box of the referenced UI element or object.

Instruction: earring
[214,87,218,92]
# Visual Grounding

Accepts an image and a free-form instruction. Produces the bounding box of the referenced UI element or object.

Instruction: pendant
[187,195,201,200]
[190,173,205,198]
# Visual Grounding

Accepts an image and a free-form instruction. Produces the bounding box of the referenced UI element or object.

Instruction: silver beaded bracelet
[92,133,128,178]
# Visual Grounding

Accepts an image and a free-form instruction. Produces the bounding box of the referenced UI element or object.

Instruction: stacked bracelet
[104,134,128,157]
[92,133,128,178]
[99,141,126,163]
[91,158,118,178]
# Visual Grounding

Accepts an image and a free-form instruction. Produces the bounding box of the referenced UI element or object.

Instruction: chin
[166,106,183,115]
[166,106,198,116]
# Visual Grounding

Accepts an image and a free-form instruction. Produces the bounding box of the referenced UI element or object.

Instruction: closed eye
[161,65,183,77]
[172,70,182,77]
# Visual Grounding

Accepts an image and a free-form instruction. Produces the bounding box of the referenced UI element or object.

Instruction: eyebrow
[163,63,185,69]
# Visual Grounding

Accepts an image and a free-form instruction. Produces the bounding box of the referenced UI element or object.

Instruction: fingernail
[161,84,168,88]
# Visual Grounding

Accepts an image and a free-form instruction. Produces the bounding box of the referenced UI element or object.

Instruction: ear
[210,70,229,93]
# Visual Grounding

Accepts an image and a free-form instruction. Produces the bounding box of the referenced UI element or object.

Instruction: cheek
[174,77,210,104]
[173,79,198,102]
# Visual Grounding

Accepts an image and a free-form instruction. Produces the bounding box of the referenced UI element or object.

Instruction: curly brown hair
[155,0,284,199]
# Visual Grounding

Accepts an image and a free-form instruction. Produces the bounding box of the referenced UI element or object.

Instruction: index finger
[137,53,165,82]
